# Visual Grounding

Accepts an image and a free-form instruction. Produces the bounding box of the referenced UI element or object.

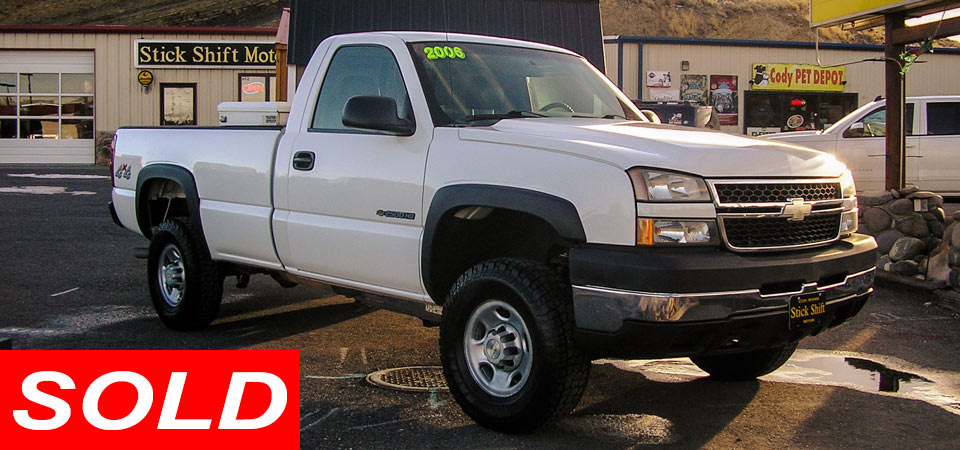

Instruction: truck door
[276,39,432,297]
[917,99,960,193]
[836,103,918,191]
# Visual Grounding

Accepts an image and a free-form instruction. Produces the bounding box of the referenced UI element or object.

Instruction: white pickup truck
[764,95,960,194]
[109,32,877,432]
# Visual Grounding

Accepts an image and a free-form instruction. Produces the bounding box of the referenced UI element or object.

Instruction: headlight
[840,169,856,198]
[638,219,718,246]
[628,168,711,202]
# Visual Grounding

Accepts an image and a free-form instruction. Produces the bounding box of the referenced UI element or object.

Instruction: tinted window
[926,102,960,135]
[848,104,915,137]
[311,46,411,131]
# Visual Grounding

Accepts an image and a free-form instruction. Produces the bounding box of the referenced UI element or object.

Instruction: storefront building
[0,26,278,163]
[603,36,960,135]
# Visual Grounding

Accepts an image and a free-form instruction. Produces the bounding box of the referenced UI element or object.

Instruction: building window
[744,91,858,134]
[239,74,276,102]
[160,83,197,126]
[0,72,94,139]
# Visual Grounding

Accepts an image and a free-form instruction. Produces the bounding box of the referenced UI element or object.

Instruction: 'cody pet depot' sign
[751,63,846,92]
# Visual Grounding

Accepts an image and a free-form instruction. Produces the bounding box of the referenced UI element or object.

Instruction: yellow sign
[811,0,925,27]
[751,63,846,92]
[137,70,154,87]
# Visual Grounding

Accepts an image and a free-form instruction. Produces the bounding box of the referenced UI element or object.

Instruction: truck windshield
[409,42,644,126]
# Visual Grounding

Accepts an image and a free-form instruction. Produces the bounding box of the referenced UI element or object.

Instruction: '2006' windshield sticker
[424,46,466,60]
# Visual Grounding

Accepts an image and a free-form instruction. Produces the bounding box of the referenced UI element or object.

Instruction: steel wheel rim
[463,299,533,398]
[158,244,185,307]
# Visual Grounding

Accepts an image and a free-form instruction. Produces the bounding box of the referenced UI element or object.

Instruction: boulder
[891,260,920,276]
[953,224,960,249]
[946,223,957,245]
[894,215,929,238]
[951,269,960,290]
[926,220,945,238]
[899,185,920,196]
[950,248,960,268]
[917,257,928,274]
[953,210,960,221]
[926,244,952,283]
[889,236,925,261]
[890,188,901,199]
[921,207,945,223]
[862,207,893,233]
[859,192,893,207]
[888,198,915,215]
[923,236,942,254]
[875,229,904,254]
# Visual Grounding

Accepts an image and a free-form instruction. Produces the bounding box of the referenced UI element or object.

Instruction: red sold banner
[0,351,299,448]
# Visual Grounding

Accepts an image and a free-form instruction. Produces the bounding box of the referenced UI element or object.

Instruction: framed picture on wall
[160,83,197,126]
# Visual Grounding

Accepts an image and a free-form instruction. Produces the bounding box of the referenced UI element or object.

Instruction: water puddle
[602,349,960,416]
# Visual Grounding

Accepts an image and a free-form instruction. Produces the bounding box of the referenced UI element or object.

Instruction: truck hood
[459,118,846,178]
[763,130,823,140]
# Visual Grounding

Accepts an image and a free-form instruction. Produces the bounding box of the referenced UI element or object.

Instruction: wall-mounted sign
[680,74,707,104]
[709,75,738,126]
[751,63,846,92]
[646,71,672,88]
[137,70,154,86]
[135,40,277,68]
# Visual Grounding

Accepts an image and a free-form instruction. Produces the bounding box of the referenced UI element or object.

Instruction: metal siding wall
[603,42,619,83]
[289,0,605,70]
[0,31,276,133]
[618,41,960,134]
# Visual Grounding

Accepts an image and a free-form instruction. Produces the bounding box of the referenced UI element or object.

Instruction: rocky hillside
[2,0,287,28]
[2,0,955,47]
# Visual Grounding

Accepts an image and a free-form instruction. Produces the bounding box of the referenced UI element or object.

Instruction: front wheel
[147,218,223,330]
[439,258,590,433]
[690,342,798,381]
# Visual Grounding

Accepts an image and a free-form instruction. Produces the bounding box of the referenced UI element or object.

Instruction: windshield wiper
[464,110,547,122]
[570,113,628,119]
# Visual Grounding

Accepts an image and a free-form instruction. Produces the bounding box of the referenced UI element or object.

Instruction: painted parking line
[0,186,96,195]
[7,173,110,180]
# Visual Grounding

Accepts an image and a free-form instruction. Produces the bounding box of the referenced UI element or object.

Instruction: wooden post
[276,43,288,102]
[884,12,906,191]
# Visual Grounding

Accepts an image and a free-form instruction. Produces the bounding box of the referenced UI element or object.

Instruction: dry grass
[2,0,956,48]
[2,0,286,27]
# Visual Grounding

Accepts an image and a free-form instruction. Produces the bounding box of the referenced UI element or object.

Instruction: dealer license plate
[789,293,826,329]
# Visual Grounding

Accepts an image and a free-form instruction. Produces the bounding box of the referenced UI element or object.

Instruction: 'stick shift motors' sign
[136,40,277,68]
[1,350,300,449]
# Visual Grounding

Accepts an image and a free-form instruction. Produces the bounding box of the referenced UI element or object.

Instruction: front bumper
[569,233,877,358]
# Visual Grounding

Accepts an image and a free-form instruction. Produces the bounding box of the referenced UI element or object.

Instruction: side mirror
[342,96,415,136]
[843,122,865,138]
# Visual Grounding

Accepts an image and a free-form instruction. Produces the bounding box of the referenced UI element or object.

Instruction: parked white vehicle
[109,32,877,432]
[764,96,960,194]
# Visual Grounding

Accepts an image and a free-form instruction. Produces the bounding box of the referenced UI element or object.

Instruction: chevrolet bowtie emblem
[783,198,812,221]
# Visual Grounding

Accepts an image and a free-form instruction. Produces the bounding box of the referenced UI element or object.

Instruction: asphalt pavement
[1,165,959,449]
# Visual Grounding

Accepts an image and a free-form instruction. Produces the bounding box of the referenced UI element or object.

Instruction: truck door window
[311,45,412,132]
[844,104,914,138]
[926,102,960,135]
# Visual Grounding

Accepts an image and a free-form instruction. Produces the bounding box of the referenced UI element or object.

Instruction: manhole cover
[366,366,448,392]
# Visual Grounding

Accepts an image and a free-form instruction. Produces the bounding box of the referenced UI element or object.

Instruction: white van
[764,96,960,194]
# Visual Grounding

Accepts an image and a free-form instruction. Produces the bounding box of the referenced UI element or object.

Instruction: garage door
[0,50,95,163]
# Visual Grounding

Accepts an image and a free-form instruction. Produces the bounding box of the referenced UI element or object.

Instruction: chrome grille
[721,214,841,249]
[709,179,845,251]
[714,182,841,204]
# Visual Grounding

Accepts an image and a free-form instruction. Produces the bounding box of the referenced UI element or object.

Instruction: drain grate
[366,366,448,392]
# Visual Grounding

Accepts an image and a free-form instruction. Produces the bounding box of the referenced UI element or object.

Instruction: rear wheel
[690,342,798,381]
[147,218,223,330]
[439,258,590,433]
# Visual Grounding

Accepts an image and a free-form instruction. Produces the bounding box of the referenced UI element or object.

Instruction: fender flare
[421,184,587,301]
[135,164,202,238]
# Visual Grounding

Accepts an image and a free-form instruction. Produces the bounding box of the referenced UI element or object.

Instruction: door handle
[292,151,315,171]
[906,155,923,158]
[867,154,885,157]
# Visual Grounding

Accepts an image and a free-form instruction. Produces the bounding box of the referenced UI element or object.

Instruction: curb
[876,271,960,315]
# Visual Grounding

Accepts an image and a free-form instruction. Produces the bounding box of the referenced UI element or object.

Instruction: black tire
[147,218,223,330]
[690,342,798,381]
[439,258,590,433]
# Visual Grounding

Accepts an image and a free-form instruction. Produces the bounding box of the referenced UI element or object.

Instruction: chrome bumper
[572,267,876,332]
